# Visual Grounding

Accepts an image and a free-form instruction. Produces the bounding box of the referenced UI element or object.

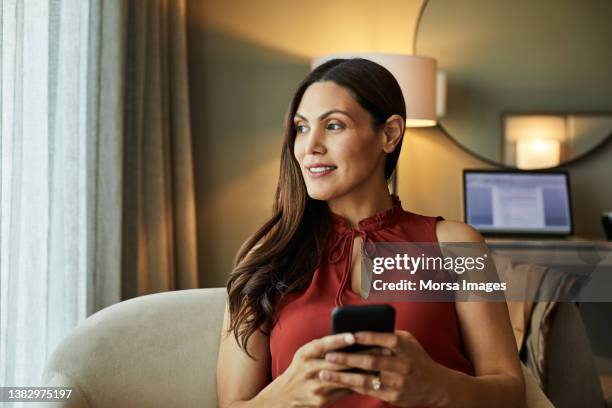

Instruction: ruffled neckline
[329,194,403,232]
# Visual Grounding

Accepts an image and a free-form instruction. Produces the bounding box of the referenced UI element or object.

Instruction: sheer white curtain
[1,0,124,387]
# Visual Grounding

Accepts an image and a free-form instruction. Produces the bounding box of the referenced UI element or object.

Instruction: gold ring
[371,375,382,391]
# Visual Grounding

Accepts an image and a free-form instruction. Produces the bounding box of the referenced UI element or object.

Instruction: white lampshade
[436,71,447,118]
[505,115,567,142]
[505,115,567,169]
[311,53,438,127]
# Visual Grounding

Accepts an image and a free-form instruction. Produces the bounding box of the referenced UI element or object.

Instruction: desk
[485,237,612,274]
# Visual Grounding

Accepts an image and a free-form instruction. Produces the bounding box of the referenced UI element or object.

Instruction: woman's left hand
[319,330,448,407]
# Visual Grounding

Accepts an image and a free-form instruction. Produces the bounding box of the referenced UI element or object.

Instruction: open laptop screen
[463,170,573,235]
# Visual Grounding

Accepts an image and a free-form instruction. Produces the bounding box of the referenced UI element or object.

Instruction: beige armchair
[41,288,553,407]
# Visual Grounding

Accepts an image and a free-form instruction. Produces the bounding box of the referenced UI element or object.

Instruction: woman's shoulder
[434,218,485,243]
[396,208,444,231]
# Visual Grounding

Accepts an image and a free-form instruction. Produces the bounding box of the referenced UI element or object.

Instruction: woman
[217,58,525,407]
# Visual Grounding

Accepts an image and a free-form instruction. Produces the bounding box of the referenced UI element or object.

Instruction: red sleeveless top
[269,195,475,407]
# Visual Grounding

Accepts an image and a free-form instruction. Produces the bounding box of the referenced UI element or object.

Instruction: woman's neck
[327,181,394,229]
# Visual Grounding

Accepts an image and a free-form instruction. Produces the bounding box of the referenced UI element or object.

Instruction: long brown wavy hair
[226,58,407,358]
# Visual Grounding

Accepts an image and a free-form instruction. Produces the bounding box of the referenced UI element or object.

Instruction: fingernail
[344,333,354,344]
[319,370,331,380]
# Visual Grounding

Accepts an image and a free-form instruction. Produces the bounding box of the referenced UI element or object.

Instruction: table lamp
[505,115,567,169]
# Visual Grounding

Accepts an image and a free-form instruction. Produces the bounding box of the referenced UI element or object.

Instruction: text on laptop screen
[464,172,572,234]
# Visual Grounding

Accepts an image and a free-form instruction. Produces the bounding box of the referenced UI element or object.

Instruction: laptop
[463,169,574,238]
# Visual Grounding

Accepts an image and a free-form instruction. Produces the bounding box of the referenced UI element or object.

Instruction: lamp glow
[505,115,567,169]
[516,139,561,169]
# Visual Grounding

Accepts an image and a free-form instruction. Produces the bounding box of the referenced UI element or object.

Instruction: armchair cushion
[42,288,553,407]
[42,288,226,408]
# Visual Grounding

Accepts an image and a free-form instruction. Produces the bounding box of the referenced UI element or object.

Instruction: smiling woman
[292,81,404,209]
[217,58,525,408]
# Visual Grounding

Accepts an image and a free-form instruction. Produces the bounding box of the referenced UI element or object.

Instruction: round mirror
[415,0,612,169]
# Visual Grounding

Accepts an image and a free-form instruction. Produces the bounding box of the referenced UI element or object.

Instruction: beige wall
[186,0,611,288]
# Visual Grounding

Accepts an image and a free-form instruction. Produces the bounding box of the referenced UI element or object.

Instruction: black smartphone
[331,304,395,353]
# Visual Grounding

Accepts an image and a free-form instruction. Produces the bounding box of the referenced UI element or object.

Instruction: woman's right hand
[262,332,358,407]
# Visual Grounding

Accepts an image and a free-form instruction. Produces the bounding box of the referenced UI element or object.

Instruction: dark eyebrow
[294,110,354,122]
